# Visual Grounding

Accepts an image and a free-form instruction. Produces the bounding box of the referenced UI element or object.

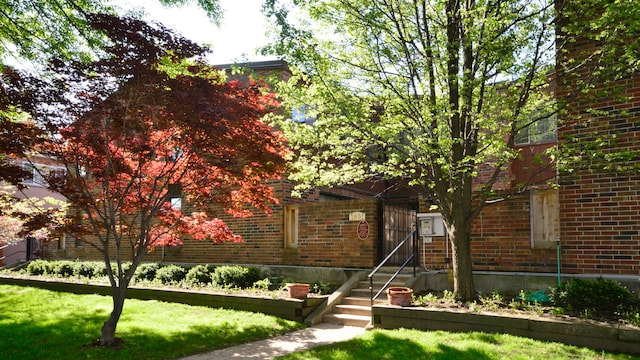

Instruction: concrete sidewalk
[178,323,366,360]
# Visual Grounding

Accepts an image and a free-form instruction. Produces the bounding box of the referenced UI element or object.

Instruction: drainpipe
[556,239,561,287]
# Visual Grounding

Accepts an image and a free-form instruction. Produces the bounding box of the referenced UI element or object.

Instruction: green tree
[0,0,221,65]
[263,0,640,301]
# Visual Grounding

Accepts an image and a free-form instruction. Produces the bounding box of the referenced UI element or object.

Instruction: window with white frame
[20,162,66,187]
[515,110,557,145]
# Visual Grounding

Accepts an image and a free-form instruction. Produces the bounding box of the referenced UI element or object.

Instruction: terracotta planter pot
[286,283,310,300]
[387,286,413,306]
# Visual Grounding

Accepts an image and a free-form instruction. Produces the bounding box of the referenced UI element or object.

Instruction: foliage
[52,260,75,277]
[25,259,54,275]
[263,0,640,302]
[310,282,338,295]
[0,185,66,246]
[211,265,262,289]
[552,278,637,319]
[133,262,161,282]
[185,264,212,286]
[72,261,96,278]
[0,284,304,360]
[155,264,188,285]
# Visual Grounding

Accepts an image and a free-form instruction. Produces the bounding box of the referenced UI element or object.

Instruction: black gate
[378,203,416,265]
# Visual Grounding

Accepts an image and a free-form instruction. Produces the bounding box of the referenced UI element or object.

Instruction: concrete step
[334,304,371,317]
[358,280,409,289]
[323,313,371,328]
[342,296,377,306]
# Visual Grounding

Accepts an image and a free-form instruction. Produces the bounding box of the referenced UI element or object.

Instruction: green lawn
[276,328,639,360]
[0,285,305,360]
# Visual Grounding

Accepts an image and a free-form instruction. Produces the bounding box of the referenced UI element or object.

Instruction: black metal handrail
[368,228,417,305]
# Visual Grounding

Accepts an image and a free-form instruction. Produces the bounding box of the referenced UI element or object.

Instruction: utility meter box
[417,213,445,237]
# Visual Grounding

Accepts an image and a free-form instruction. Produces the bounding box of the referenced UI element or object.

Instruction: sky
[114,0,276,65]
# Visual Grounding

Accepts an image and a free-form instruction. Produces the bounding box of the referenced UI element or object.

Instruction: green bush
[52,261,75,278]
[155,264,188,284]
[72,261,96,278]
[134,263,161,282]
[26,259,53,276]
[552,278,632,316]
[185,265,212,287]
[92,261,107,277]
[211,265,262,289]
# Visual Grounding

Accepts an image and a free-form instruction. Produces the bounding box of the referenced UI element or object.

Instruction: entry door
[380,204,416,265]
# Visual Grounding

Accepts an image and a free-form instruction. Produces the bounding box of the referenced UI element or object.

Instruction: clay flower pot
[387,286,414,306]
[286,283,310,300]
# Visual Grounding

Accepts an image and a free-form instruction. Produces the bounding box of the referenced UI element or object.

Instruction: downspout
[556,239,561,287]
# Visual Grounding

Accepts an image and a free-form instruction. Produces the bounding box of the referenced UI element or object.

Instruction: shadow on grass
[279,331,492,360]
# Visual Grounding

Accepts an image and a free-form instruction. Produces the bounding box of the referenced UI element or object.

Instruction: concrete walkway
[178,323,366,360]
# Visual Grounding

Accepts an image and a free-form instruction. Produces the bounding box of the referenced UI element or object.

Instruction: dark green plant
[155,264,188,284]
[211,265,262,289]
[310,282,338,295]
[552,278,632,317]
[134,263,161,282]
[185,265,212,287]
[72,261,95,278]
[53,261,75,277]
[92,261,107,277]
[25,259,53,275]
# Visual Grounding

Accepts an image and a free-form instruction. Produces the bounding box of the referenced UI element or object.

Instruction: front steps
[323,272,414,328]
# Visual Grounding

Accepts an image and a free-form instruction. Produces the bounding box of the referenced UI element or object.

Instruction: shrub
[134,263,161,282]
[92,261,107,277]
[72,261,96,278]
[211,265,262,289]
[185,265,212,287]
[552,278,632,317]
[52,261,75,277]
[26,259,53,276]
[155,264,188,284]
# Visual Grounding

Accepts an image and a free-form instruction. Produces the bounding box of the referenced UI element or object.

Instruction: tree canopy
[263,0,640,300]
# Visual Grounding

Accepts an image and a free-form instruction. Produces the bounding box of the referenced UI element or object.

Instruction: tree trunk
[100,285,127,346]
[448,217,476,302]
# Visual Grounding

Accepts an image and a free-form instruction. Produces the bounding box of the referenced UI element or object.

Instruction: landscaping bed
[0,260,336,322]
[373,282,640,355]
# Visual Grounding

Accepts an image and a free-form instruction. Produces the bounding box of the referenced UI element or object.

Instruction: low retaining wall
[414,270,640,295]
[0,276,324,322]
[373,305,640,355]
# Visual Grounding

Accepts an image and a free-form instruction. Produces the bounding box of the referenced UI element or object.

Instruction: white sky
[114,0,276,65]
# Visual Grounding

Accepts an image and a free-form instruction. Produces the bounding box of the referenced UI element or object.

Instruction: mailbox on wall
[417,213,445,238]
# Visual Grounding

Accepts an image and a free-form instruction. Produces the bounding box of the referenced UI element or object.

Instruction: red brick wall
[419,192,558,273]
[44,179,381,268]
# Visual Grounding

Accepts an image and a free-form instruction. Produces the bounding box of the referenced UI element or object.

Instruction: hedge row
[24,260,268,289]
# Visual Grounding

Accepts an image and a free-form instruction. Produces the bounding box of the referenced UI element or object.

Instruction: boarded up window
[530,189,560,249]
[284,206,299,248]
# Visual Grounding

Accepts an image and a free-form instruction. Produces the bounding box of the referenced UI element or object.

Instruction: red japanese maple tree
[3,14,288,346]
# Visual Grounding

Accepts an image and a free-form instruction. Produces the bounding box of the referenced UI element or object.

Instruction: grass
[0,284,305,360]
[275,328,639,360]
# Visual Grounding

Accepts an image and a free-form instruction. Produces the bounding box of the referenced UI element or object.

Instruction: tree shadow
[289,331,494,360]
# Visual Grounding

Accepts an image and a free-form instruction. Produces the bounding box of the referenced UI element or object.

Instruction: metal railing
[368,228,417,305]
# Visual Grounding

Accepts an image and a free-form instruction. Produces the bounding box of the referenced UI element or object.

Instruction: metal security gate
[378,204,416,265]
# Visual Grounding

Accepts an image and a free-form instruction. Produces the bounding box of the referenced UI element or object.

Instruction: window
[20,162,66,187]
[515,112,557,145]
[167,184,182,210]
[530,189,560,249]
[284,206,299,248]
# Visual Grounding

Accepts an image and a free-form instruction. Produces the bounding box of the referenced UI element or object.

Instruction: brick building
[42,47,639,278]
